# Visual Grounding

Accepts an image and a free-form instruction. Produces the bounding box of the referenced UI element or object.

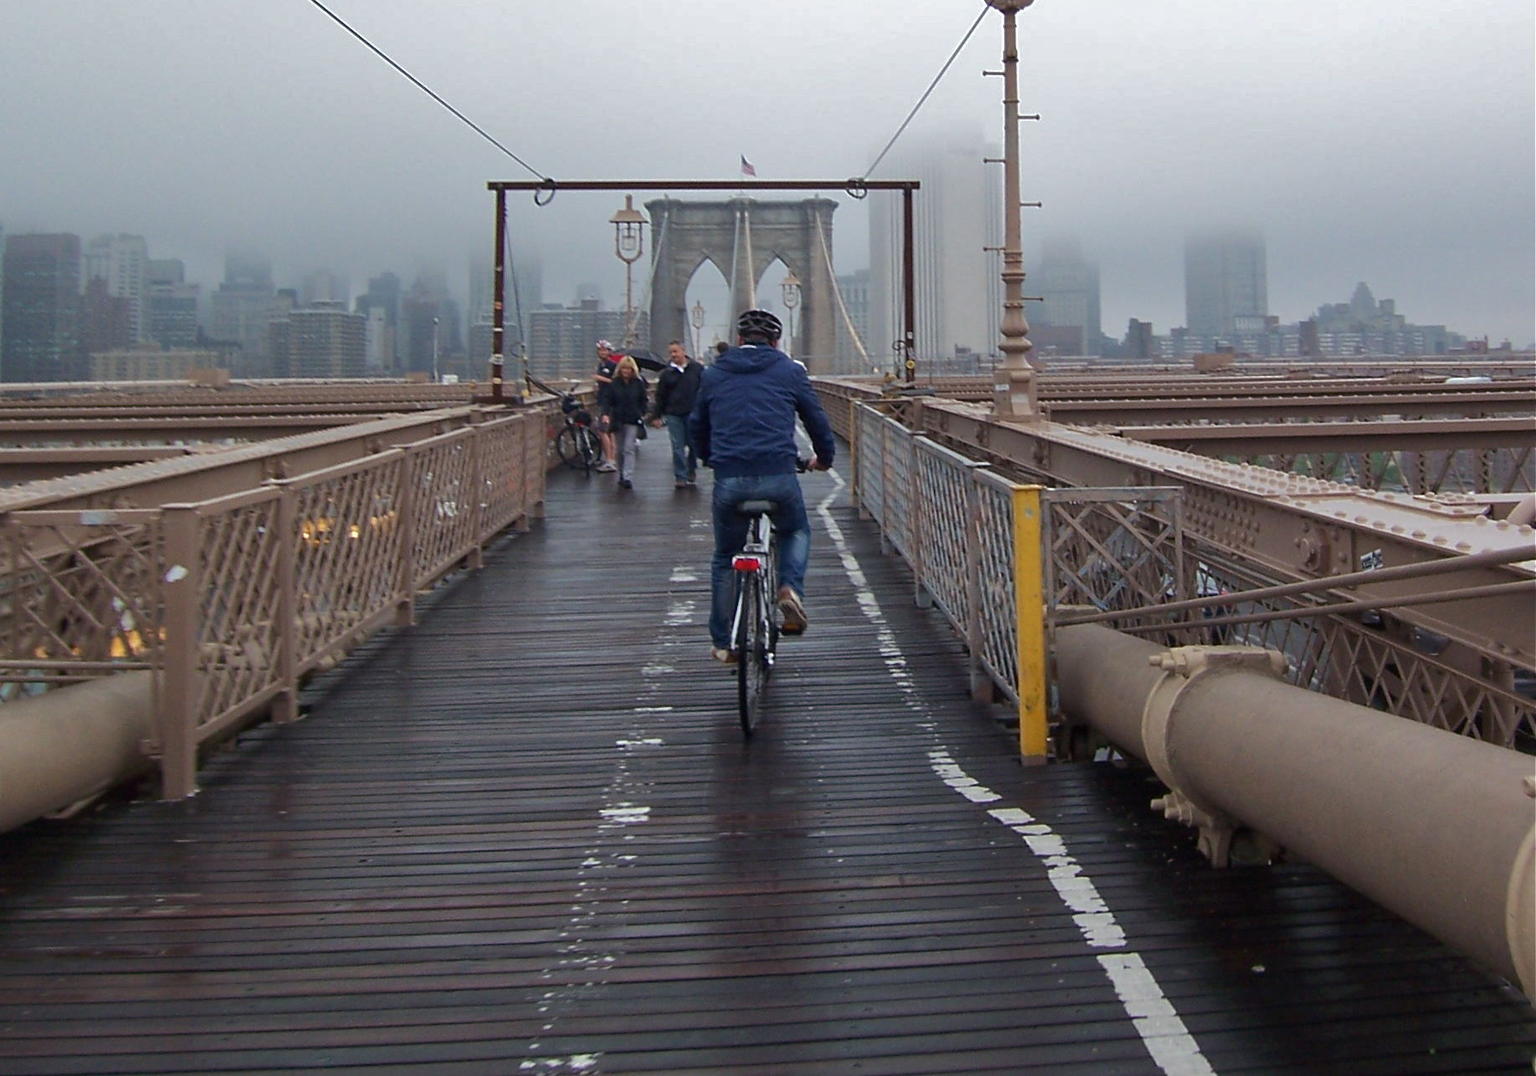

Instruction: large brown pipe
[0,672,153,832]
[1055,623,1536,999]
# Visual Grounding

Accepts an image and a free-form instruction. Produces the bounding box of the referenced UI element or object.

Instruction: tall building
[527,298,643,380]
[1,233,82,382]
[1184,230,1268,339]
[271,301,365,378]
[357,272,402,372]
[81,276,134,358]
[146,259,200,349]
[869,131,1002,372]
[208,249,278,377]
[1026,237,1103,356]
[83,234,149,343]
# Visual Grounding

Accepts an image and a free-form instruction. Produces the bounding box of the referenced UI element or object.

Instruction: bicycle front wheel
[736,572,772,736]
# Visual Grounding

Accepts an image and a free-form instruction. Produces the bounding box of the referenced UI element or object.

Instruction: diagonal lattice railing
[0,409,549,801]
[1187,545,1535,746]
[0,511,164,699]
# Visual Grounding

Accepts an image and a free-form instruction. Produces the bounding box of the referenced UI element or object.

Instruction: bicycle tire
[575,426,602,473]
[736,572,771,736]
[556,424,601,474]
[554,424,585,471]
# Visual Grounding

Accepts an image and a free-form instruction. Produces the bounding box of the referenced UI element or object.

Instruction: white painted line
[815,473,1212,1076]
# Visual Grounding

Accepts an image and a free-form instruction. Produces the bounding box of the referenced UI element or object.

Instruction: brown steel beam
[0,408,501,514]
[1117,417,1536,455]
[0,447,195,484]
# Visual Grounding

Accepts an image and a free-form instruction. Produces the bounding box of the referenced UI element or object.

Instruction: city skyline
[2,2,1532,349]
[0,217,1517,387]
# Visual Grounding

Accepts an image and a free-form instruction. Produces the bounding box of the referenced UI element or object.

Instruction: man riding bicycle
[690,308,836,664]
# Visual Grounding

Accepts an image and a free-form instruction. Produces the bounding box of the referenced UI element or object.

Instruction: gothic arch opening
[682,258,730,359]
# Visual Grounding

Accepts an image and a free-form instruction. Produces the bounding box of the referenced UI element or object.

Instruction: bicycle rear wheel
[575,426,602,473]
[555,424,586,472]
[736,573,772,736]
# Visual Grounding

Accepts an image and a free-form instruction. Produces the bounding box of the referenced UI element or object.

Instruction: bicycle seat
[736,500,778,517]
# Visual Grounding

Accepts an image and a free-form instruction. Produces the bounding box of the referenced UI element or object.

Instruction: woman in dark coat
[599,356,648,489]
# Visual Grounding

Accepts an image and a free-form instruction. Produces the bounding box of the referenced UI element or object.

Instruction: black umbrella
[621,348,667,372]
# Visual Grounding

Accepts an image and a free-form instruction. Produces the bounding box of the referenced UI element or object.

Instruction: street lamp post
[690,300,705,360]
[985,0,1039,420]
[610,195,648,347]
[779,270,801,357]
[431,315,440,383]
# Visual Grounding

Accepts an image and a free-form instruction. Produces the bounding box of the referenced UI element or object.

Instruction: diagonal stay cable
[862,2,990,179]
[304,0,547,180]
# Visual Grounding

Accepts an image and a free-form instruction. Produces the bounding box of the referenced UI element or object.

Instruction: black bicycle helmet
[735,308,783,343]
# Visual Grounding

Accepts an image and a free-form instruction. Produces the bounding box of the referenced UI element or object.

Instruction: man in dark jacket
[690,309,836,663]
[649,340,702,488]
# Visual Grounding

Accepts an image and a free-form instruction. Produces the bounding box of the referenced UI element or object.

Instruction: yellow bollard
[1014,485,1048,761]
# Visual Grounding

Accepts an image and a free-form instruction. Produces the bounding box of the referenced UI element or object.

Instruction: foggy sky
[3,0,1532,345]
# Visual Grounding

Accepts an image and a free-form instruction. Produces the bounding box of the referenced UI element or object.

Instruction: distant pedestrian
[598,355,648,490]
[593,340,621,471]
[714,341,729,360]
[650,341,702,488]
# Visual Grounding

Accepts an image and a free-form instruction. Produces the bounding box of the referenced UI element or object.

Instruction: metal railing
[0,409,547,798]
[829,388,1536,753]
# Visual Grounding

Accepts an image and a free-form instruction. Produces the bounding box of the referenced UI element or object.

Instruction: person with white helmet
[592,339,620,472]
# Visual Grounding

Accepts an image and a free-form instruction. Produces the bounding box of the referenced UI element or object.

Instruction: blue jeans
[709,472,811,648]
[662,414,696,481]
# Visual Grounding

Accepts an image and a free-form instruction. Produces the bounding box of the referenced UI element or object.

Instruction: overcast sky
[3,0,1532,345]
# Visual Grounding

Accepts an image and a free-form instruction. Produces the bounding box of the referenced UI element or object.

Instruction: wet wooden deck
[1,443,1533,1074]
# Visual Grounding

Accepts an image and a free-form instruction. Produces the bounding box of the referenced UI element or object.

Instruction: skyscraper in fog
[1027,237,1102,356]
[84,234,149,343]
[1184,230,1268,338]
[146,259,200,349]
[869,130,1002,372]
[2,233,82,382]
[209,249,278,376]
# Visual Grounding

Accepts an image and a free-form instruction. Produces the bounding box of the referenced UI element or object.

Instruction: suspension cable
[814,214,870,365]
[304,0,548,181]
[628,210,670,345]
[861,3,990,179]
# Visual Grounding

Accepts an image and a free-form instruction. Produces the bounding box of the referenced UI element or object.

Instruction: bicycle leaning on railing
[728,458,812,737]
[531,375,603,475]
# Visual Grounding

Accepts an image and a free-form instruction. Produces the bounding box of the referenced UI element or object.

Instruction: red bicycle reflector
[732,556,762,572]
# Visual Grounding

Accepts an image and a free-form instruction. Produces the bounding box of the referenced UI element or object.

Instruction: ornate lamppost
[780,270,801,357]
[690,300,706,360]
[609,195,648,347]
[985,0,1039,420]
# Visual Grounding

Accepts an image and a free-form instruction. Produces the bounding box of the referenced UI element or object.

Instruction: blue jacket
[689,345,836,478]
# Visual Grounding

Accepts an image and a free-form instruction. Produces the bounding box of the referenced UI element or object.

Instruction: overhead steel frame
[486,179,922,387]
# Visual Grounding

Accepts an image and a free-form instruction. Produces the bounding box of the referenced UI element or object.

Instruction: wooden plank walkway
[1,441,1533,1074]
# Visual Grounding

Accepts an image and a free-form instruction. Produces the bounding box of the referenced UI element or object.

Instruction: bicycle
[728,458,812,737]
[730,497,781,737]
[532,376,603,475]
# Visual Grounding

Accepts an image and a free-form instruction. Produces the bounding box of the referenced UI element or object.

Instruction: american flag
[739,155,756,177]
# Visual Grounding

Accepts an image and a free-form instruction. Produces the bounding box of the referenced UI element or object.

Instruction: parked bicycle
[531,376,603,475]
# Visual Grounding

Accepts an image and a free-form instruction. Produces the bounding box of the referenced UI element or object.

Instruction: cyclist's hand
[809,455,831,471]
